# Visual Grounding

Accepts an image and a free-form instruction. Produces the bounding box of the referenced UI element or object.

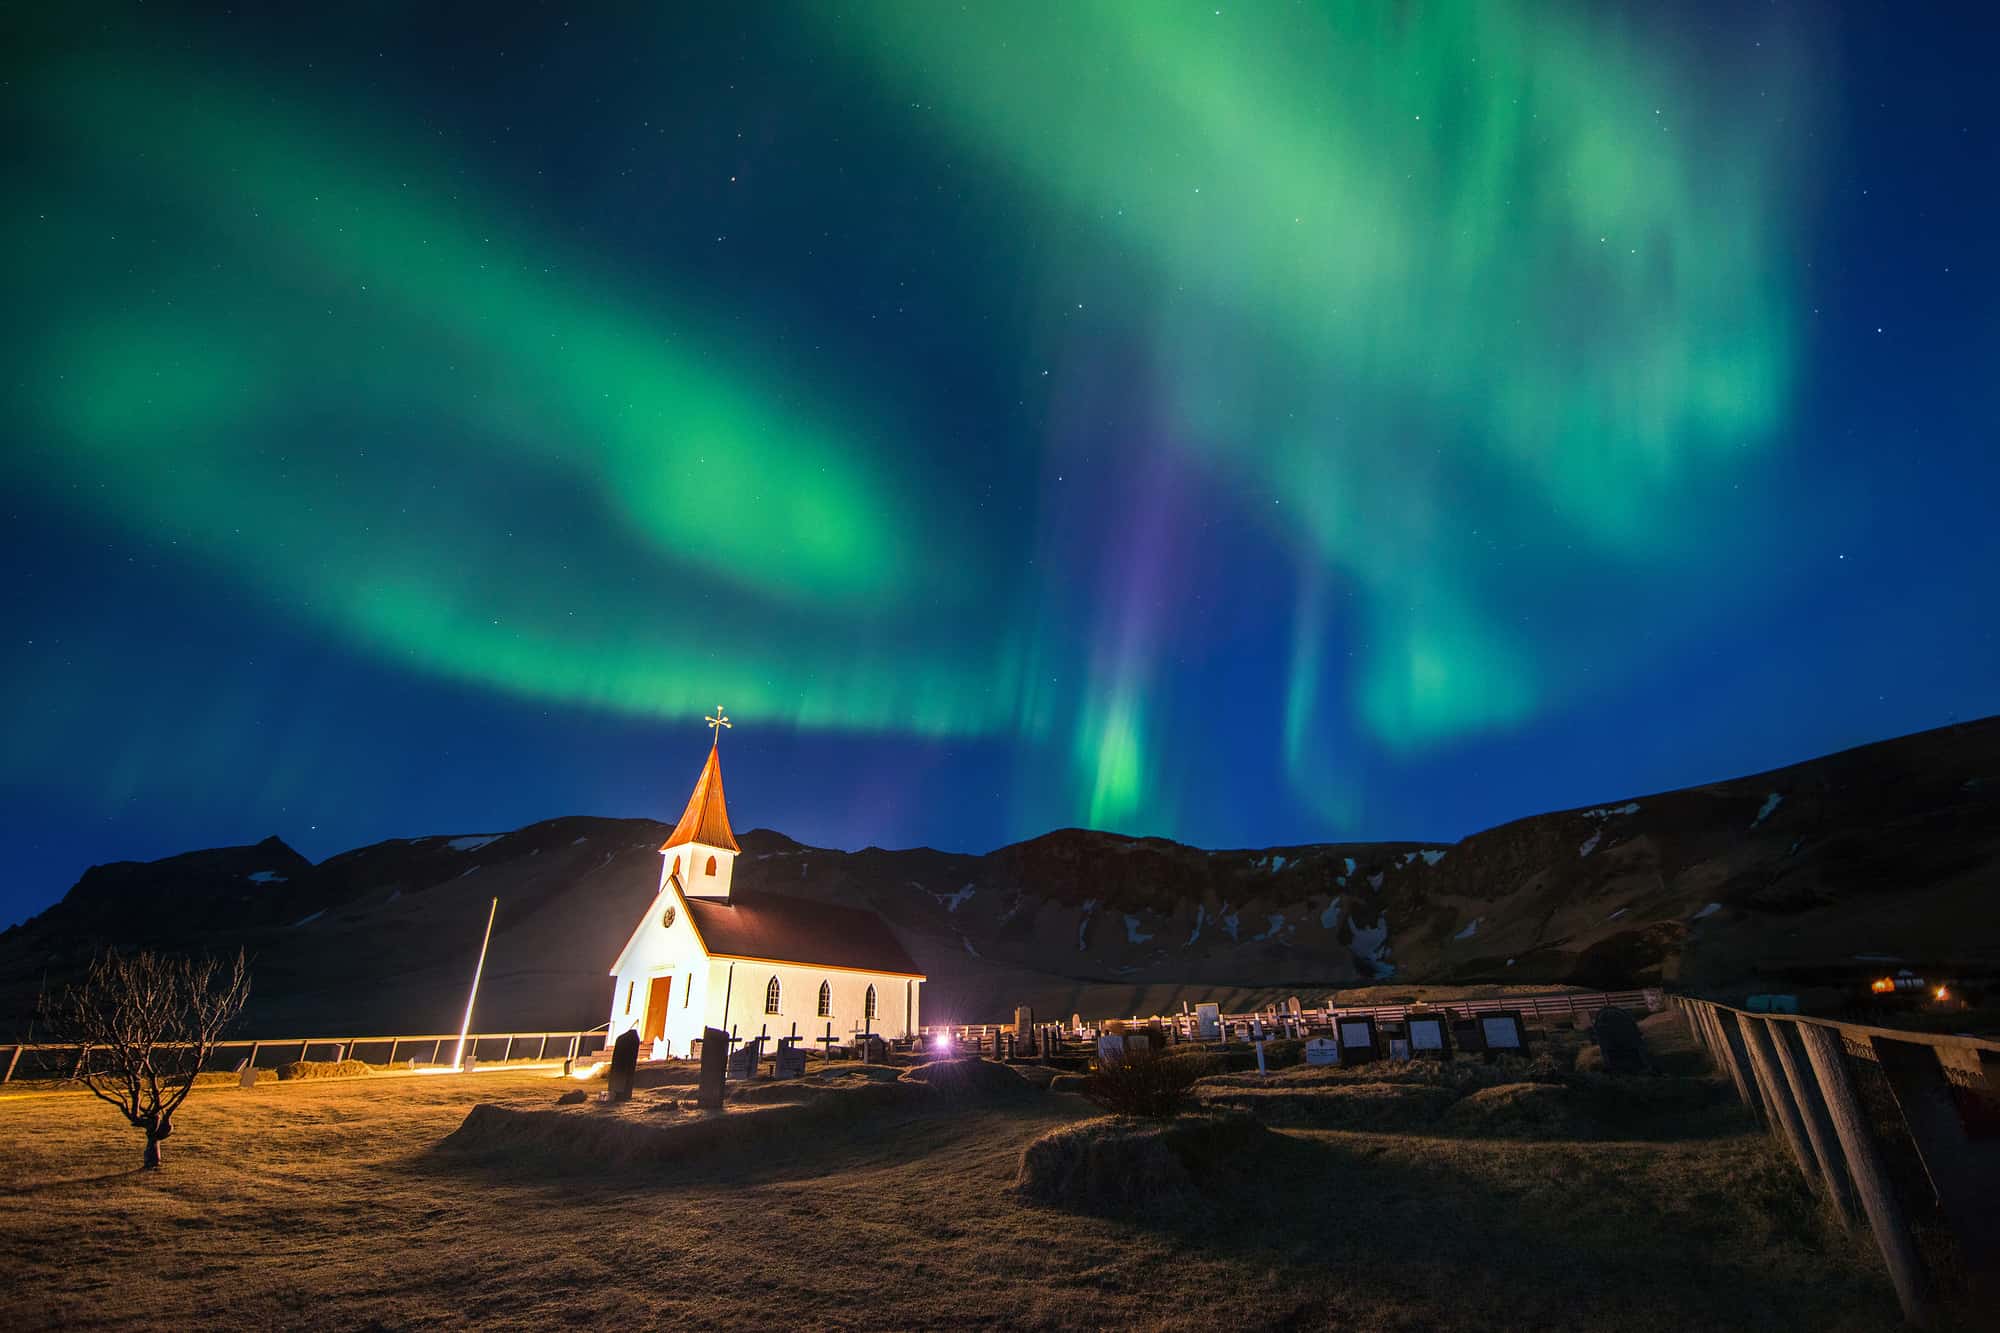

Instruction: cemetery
[0,982,1961,1328]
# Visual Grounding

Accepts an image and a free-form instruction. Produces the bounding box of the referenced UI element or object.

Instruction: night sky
[5,3,1997,928]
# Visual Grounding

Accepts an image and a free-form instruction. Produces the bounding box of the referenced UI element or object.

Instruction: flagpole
[452,897,499,1071]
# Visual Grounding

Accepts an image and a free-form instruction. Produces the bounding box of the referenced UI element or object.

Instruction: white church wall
[606,880,709,1052]
[674,842,736,899]
[704,958,921,1047]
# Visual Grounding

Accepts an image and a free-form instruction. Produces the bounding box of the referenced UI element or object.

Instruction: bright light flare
[571,1061,606,1080]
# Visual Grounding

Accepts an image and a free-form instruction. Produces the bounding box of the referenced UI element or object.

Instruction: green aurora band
[4,4,1818,838]
[821,2,1811,818]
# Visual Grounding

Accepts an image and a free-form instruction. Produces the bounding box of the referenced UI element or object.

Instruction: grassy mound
[1048,1073,1091,1093]
[1016,1111,1271,1214]
[1196,1081,1459,1129]
[1442,1082,1594,1140]
[275,1058,374,1081]
[897,1057,1037,1099]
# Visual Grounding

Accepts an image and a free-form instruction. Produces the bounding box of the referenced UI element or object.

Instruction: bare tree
[41,949,251,1169]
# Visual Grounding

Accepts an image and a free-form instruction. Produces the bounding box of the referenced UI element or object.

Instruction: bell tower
[660,706,740,901]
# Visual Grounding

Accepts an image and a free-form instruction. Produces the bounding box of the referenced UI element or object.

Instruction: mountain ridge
[4,716,1995,1033]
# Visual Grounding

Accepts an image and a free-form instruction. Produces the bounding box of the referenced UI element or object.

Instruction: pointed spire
[660,739,740,853]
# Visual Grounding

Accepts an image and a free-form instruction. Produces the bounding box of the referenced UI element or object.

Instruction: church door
[641,975,673,1044]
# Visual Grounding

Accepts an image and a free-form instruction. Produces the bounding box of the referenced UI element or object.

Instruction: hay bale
[1016,1112,1270,1214]
[1443,1082,1594,1140]
[1196,1081,1459,1130]
[274,1058,373,1081]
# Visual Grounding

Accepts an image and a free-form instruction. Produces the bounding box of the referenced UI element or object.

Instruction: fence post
[3,1044,20,1084]
[502,1035,514,1062]
[1768,1020,1855,1227]
[1796,1022,1932,1327]
[1706,1007,1766,1119]
[432,1037,443,1064]
[1740,1016,1817,1180]
[299,1039,312,1064]
[1871,1036,2000,1292]
[537,1034,549,1060]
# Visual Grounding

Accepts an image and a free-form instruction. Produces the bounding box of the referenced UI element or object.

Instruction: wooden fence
[1,1027,608,1084]
[1674,995,1999,1326]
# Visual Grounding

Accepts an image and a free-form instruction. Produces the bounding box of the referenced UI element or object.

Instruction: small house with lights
[606,713,925,1058]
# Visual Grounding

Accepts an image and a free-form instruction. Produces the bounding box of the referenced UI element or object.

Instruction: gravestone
[236,1058,257,1089]
[1337,1016,1379,1066]
[773,1042,807,1080]
[729,1036,764,1080]
[1388,1037,1411,1061]
[1304,1036,1340,1066]
[1478,1012,1529,1059]
[1451,1016,1485,1054]
[608,1029,640,1103]
[1195,1003,1221,1041]
[698,1026,727,1109]
[1286,995,1303,1018]
[1096,1032,1127,1066]
[1591,1005,1646,1074]
[1406,1014,1451,1061]
[1014,1007,1036,1055]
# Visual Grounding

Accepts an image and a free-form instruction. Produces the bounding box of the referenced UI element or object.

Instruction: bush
[1082,1050,1203,1118]
[275,1058,373,1081]
[1158,1049,1226,1079]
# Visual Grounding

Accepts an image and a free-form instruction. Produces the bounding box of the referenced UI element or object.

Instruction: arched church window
[624,981,634,1015]
[817,981,831,1017]
[765,976,781,1014]
[706,855,718,876]
[865,985,878,1025]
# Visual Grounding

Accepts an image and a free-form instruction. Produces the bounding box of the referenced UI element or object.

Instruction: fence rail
[1,1027,608,1084]
[1674,995,1999,1326]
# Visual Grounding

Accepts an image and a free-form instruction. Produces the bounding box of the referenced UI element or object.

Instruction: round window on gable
[660,904,676,930]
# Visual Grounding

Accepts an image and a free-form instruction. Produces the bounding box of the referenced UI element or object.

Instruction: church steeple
[659,708,740,901]
[660,738,739,854]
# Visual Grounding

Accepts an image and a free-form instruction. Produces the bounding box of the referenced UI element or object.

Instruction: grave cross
[817,1021,839,1063]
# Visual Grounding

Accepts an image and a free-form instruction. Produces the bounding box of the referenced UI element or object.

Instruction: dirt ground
[0,1060,1904,1331]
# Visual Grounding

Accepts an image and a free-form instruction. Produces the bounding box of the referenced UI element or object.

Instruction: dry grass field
[0,1054,1907,1331]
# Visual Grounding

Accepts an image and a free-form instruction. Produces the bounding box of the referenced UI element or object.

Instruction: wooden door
[641,975,672,1043]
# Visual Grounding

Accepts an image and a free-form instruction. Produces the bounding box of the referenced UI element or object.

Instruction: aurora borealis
[5,3,1997,924]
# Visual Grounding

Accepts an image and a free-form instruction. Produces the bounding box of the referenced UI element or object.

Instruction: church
[606,711,925,1058]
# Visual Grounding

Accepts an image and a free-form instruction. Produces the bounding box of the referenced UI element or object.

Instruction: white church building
[606,717,925,1057]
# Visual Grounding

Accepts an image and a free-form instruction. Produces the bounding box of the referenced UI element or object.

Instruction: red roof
[682,889,925,978]
[660,742,740,853]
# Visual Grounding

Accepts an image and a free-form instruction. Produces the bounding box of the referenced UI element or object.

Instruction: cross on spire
[706,705,731,745]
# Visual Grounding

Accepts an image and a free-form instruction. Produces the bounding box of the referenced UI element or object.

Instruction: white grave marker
[1196,1003,1221,1041]
[1481,1016,1524,1049]
[1304,1037,1340,1066]
[1096,1033,1127,1065]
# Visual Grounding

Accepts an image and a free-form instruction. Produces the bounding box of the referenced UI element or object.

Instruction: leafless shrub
[40,949,250,1169]
[1082,1048,1202,1118]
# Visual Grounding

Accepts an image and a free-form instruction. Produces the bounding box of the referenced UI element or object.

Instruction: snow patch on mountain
[934,884,976,913]
[291,909,325,928]
[1222,909,1241,943]
[247,870,287,885]
[446,835,500,852]
[1319,898,1343,930]
[1251,913,1286,942]
[1751,793,1783,828]
[1455,917,1480,940]
[1579,831,1602,858]
[1124,914,1153,945]
[1185,904,1206,946]
[1077,899,1097,951]
[1367,872,1384,891]
[1693,901,1723,920]
[1420,849,1447,866]
[1581,802,1640,819]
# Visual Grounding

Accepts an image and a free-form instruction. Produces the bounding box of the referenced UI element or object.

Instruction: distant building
[606,720,924,1057]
